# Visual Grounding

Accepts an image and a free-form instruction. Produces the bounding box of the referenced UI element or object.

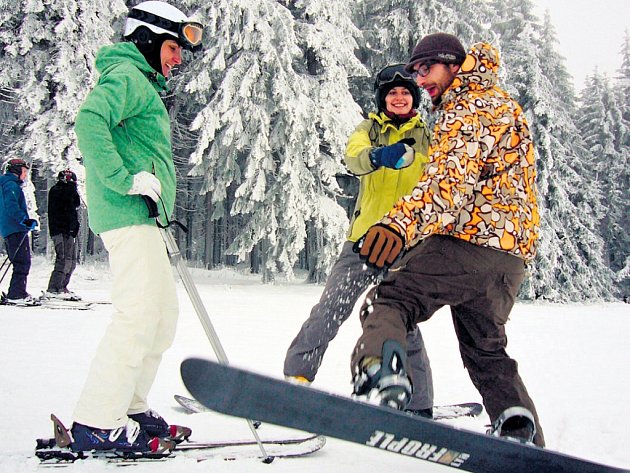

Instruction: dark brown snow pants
[351,235,545,447]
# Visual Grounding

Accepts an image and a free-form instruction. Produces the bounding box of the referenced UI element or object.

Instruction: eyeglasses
[411,61,439,79]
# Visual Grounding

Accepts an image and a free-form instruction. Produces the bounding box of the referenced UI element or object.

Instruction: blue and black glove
[23,218,38,231]
[369,139,415,170]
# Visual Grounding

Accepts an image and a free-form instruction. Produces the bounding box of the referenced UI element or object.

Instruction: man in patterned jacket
[350,33,545,447]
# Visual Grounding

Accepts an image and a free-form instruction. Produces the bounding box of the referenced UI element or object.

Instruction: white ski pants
[73,224,178,429]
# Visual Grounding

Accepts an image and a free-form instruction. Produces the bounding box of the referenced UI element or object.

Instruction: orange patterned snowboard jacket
[381,42,540,261]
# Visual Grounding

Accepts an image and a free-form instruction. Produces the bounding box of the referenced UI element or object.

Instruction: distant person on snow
[70,1,203,455]
[44,169,82,301]
[283,64,436,417]
[0,158,39,306]
[350,33,546,447]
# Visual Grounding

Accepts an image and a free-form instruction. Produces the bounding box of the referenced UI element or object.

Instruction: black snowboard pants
[351,235,545,447]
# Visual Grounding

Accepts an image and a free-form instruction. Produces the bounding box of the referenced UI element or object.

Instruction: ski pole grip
[142,195,159,219]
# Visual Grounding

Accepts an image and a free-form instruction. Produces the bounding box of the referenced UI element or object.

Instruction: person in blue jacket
[0,158,39,305]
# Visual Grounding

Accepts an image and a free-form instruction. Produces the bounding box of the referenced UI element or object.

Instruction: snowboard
[181,358,629,473]
[175,393,483,421]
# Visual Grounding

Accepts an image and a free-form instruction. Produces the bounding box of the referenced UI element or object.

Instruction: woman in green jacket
[70,1,202,455]
[284,65,435,415]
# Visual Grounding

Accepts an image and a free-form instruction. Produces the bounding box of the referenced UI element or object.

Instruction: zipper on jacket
[119,120,132,144]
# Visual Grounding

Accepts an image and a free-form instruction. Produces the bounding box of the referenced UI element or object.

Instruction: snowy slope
[1,256,628,472]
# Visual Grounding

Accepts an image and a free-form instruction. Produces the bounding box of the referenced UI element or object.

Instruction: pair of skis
[35,413,325,465]
[1,291,110,310]
[0,293,92,310]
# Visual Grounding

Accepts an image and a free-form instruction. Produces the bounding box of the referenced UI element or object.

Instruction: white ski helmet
[124,1,203,52]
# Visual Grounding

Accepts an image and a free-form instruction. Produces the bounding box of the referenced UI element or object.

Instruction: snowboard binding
[353,339,413,410]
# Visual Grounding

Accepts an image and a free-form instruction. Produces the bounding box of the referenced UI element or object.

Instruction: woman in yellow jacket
[284,65,435,415]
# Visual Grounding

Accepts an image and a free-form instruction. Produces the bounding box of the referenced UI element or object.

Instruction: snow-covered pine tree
[179,0,364,282]
[1,0,126,171]
[613,31,630,299]
[618,30,630,134]
[577,71,629,299]
[350,0,494,116]
[282,0,367,282]
[492,1,614,301]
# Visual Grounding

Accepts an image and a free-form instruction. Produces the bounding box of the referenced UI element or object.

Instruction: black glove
[142,195,159,219]
[353,224,405,269]
[23,218,38,231]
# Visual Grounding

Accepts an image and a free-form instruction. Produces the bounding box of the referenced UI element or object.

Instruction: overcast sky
[532,0,629,92]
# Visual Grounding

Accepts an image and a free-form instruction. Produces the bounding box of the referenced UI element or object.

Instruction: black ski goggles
[128,9,203,52]
[375,64,415,87]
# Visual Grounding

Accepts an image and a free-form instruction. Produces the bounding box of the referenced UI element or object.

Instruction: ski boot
[487,406,536,445]
[353,339,413,410]
[69,418,174,454]
[1,292,41,306]
[129,409,192,444]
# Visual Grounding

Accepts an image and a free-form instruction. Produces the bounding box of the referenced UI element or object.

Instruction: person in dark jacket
[0,158,39,305]
[45,169,81,300]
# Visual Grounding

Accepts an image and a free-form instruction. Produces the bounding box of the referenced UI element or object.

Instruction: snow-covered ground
[1,255,628,472]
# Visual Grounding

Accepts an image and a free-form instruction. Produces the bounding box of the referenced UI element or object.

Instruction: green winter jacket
[74,42,176,235]
[344,112,430,241]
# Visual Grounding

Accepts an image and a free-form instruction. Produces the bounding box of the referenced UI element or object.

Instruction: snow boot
[129,409,192,444]
[69,418,174,453]
[353,339,413,410]
[487,406,536,445]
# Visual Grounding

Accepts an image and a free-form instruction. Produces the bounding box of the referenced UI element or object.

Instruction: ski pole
[159,225,273,463]
[143,196,273,463]
[0,254,10,282]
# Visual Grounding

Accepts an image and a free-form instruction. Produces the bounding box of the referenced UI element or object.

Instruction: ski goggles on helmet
[128,9,203,52]
[375,64,415,88]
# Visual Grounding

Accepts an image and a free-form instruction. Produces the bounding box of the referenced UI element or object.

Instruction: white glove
[128,171,161,203]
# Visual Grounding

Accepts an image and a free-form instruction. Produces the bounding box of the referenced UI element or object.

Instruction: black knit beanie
[404,33,466,73]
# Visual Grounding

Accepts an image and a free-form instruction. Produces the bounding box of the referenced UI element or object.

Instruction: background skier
[0,158,38,306]
[44,169,81,300]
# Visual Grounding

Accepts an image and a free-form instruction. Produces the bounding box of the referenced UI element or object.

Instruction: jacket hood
[95,42,167,91]
[441,42,500,104]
